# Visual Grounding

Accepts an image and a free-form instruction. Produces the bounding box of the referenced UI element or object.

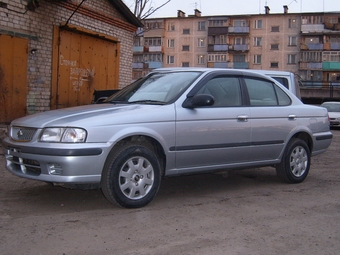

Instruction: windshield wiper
[128,100,166,105]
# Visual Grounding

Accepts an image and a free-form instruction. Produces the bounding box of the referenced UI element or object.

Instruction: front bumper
[330,119,340,127]
[2,138,111,184]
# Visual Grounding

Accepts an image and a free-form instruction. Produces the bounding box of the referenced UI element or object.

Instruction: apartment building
[132,7,340,85]
[300,13,340,83]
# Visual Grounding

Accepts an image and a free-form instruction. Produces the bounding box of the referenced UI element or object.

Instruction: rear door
[175,73,251,172]
[243,76,297,162]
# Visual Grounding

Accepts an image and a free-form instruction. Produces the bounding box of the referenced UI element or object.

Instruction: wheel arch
[291,131,313,152]
[107,135,166,176]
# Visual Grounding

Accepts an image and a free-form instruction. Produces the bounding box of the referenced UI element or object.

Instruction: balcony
[148,46,163,52]
[143,46,163,53]
[148,62,163,69]
[132,63,150,69]
[229,44,249,51]
[207,62,233,68]
[233,62,249,69]
[208,27,229,35]
[323,62,340,70]
[324,22,340,31]
[301,24,325,34]
[133,46,144,53]
[207,44,229,52]
[331,43,340,50]
[228,27,249,34]
[299,62,322,70]
[301,43,324,50]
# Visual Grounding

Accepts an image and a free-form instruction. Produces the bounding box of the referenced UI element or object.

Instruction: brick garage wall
[0,0,135,114]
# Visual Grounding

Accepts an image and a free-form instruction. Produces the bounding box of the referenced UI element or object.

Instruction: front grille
[10,126,37,142]
[7,156,41,176]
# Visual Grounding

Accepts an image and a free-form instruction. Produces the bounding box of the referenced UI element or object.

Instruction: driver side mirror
[182,94,215,109]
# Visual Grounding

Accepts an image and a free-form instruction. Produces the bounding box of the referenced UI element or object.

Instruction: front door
[175,74,251,173]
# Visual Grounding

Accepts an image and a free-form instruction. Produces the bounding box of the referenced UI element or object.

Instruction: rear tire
[101,143,161,208]
[276,138,310,183]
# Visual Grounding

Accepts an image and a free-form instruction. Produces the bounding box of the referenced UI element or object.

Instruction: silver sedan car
[2,68,333,208]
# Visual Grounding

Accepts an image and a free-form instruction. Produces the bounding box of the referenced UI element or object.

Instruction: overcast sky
[123,0,339,18]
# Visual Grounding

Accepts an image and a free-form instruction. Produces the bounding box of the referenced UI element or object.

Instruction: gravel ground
[0,130,339,255]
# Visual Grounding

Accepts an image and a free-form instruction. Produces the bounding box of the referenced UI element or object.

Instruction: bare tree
[125,0,172,20]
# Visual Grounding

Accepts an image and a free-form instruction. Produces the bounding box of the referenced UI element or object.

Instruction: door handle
[237,115,248,122]
[288,114,296,120]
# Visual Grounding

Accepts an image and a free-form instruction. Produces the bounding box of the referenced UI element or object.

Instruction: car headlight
[40,128,87,143]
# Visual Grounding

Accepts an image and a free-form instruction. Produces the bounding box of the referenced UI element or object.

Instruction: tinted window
[271,77,289,89]
[244,78,290,106]
[196,77,242,107]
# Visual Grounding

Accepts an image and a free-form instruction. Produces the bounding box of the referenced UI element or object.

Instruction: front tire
[101,144,161,208]
[276,138,310,183]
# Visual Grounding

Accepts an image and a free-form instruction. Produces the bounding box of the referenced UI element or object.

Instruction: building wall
[164,16,207,67]
[249,13,301,73]
[0,0,135,115]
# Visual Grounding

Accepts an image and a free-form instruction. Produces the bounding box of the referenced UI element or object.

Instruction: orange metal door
[55,29,118,108]
[0,34,28,123]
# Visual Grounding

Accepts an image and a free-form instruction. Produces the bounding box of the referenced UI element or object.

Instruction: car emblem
[17,129,24,138]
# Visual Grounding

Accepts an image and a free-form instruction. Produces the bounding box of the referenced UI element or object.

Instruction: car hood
[328,112,340,118]
[11,104,173,128]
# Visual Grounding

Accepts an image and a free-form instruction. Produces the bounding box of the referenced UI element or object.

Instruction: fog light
[48,163,63,175]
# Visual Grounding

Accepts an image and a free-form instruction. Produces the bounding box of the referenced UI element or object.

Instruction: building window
[167,39,175,48]
[235,37,246,45]
[144,37,161,46]
[270,62,279,68]
[198,38,205,47]
[255,20,262,29]
[323,51,340,62]
[288,36,297,46]
[234,20,247,27]
[182,45,190,51]
[182,62,190,67]
[167,55,175,64]
[220,35,227,44]
[208,19,228,27]
[254,55,262,64]
[198,21,206,31]
[167,22,175,31]
[145,21,161,30]
[288,18,297,28]
[301,51,322,62]
[234,54,246,62]
[208,54,227,62]
[271,44,279,50]
[197,55,205,64]
[144,53,162,62]
[183,29,190,34]
[271,26,280,32]
[288,54,296,64]
[254,37,262,47]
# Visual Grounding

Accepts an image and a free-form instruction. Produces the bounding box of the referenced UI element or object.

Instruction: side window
[196,77,242,107]
[275,86,291,106]
[244,78,291,106]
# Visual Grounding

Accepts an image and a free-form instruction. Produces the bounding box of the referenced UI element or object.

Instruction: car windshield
[321,103,340,112]
[104,71,202,104]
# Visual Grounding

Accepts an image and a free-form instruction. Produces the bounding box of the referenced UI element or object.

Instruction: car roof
[151,67,274,79]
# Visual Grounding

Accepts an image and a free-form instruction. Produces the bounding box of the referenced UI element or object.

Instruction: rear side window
[244,78,291,106]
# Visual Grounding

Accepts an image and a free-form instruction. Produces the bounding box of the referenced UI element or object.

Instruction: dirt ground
[0,130,339,255]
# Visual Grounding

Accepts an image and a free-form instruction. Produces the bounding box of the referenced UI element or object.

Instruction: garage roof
[109,0,143,27]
